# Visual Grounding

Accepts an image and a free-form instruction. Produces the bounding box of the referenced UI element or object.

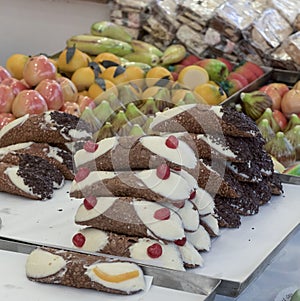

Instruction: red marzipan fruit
[227,72,249,87]
[180,54,200,66]
[216,57,234,72]
[234,65,257,83]
[226,78,244,96]
[242,61,264,77]
[259,85,282,111]
[273,109,288,131]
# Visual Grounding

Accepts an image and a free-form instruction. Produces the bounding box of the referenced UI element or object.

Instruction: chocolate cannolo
[213,197,241,228]
[70,167,195,203]
[0,142,74,180]
[0,152,64,190]
[150,104,257,137]
[72,227,203,270]
[0,159,56,200]
[0,111,93,148]
[74,196,186,242]
[26,247,145,295]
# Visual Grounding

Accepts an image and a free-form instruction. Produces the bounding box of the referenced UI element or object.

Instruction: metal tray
[222,68,300,106]
[221,68,300,185]
[0,237,220,301]
[0,182,299,298]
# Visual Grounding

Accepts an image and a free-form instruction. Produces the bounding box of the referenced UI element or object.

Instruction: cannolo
[26,247,145,295]
[72,228,188,270]
[74,196,185,242]
[200,214,220,237]
[70,166,195,203]
[162,199,200,233]
[185,225,211,252]
[73,136,239,198]
[150,104,257,137]
[0,142,74,180]
[0,158,56,200]
[0,111,93,148]
[213,197,241,228]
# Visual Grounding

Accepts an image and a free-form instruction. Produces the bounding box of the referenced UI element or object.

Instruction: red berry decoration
[165,135,179,149]
[72,233,86,248]
[156,164,170,179]
[83,140,98,152]
[174,237,187,246]
[154,207,170,220]
[189,190,196,200]
[83,196,97,210]
[147,243,163,258]
[173,201,185,208]
[74,167,90,182]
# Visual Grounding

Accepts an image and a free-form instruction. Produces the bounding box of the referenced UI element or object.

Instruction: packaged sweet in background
[251,0,268,14]
[142,0,180,46]
[294,14,300,31]
[242,8,293,56]
[234,39,265,65]
[110,0,152,39]
[176,24,208,57]
[176,0,225,33]
[268,0,300,27]
[282,31,300,66]
[267,44,300,71]
[209,0,260,42]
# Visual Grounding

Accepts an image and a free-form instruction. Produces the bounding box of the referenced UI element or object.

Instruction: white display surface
[0,249,207,301]
[0,182,299,291]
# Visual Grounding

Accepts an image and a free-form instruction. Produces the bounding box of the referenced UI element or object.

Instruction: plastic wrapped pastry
[242,8,293,55]
[26,247,145,295]
[209,0,260,42]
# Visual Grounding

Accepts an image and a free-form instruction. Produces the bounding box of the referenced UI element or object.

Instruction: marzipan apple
[35,79,64,110]
[0,84,15,113]
[12,89,48,117]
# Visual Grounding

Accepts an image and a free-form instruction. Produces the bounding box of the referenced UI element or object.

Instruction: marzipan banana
[91,21,133,43]
[67,34,133,56]
[130,40,163,57]
[122,61,151,72]
[160,44,187,65]
[123,52,160,67]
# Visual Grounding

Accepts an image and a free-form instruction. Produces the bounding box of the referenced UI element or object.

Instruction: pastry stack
[70,103,282,271]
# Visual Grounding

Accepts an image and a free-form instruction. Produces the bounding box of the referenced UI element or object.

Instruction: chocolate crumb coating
[0,158,54,200]
[213,196,241,228]
[268,173,283,195]
[27,247,144,295]
[76,198,149,238]
[0,142,74,180]
[0,111,93,148]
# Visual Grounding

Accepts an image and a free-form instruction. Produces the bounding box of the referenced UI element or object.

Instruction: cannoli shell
[0,161,53,200]
[0,142,74,180]
[0,111,92,148]
[150,104,256,137]
[26,247,145,295]
[74,196,185,242]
